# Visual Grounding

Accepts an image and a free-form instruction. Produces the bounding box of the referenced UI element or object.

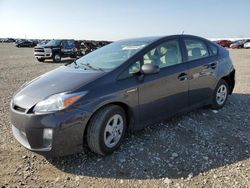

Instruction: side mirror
[141,64,160,75]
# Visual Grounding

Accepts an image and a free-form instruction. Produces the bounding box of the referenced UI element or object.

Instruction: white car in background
[244,40,250,49]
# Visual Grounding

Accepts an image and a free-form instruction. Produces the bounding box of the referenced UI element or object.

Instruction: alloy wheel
[104,114,124,148]
[216,84,227,105]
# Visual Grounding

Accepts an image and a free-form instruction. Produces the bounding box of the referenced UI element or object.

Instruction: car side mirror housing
[141,64,160,75]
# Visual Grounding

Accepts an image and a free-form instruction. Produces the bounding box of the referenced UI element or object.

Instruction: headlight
[33,91,87,113]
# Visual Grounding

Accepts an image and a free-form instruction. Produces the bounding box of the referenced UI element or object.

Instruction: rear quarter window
[208,43,218,56]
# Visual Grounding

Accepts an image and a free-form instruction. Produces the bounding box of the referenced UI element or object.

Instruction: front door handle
[126,88,137,93]
[178,72,188,81]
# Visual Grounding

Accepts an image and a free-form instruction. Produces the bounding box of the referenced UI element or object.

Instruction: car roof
[117,34,209,44]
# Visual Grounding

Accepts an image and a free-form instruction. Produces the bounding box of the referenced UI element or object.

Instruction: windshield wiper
[80,63,105,72]
[65,60,79,69]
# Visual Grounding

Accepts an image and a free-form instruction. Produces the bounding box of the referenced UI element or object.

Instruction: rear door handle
[203,62,217,69]
[178,72,188,81]
[210,62,217,69]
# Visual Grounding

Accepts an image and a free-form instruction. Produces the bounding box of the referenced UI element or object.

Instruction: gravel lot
[0,43,250,188]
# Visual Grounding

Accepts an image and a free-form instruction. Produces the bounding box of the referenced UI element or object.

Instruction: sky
[0,0,250,41]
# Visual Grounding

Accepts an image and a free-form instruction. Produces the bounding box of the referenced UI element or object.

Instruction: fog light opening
[43,128,53,148]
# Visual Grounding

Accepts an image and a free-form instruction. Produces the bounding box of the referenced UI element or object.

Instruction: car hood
[35,45,59,48]
[13,66,104,109]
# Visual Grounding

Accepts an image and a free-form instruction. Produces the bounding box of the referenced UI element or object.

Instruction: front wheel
[87,105,127,155]
[211,79,229,109]
[53,53,61,63]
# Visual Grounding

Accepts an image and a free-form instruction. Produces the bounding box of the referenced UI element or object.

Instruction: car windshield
[45,40,61,46]
[70,40,150,71]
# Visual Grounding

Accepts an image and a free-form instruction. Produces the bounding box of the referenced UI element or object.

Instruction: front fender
[77,90,139,131]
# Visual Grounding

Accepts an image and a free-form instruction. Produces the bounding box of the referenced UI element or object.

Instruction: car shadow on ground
[49,93,250,180]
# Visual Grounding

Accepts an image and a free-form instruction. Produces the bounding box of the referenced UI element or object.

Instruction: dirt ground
[0,43,250,188]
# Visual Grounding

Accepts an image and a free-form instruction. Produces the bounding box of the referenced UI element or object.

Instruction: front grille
[34,48,44,52]
[13,105,26,112]
[34,53,45,57]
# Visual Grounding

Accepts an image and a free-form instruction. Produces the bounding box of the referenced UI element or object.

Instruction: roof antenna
[182,31,185,35]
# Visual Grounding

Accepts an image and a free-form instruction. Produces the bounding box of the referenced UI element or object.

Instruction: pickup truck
[34,39,78,62]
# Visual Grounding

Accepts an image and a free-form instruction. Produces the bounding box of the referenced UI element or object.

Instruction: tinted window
[64,40,75,49]
[184,38,209,61]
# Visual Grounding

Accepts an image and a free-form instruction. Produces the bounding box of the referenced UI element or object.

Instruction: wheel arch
[220,69,235,94]
[83,101,135,142]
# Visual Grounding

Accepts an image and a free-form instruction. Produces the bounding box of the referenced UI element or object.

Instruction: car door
[181,37,218,106]
[61,40,75,57]
[136,38,188,128]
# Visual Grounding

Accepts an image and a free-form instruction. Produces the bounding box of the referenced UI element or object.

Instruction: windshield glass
[70,40,150,70]
[45,40,61,46]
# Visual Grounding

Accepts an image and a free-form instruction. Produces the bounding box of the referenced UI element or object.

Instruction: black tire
[70,53,77,59]
[53,53,61,63]
[211,79,229,109]
[87,105,127,155]
[37,58,45,62]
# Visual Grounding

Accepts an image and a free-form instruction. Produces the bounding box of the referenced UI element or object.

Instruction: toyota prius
[10,35,235,157]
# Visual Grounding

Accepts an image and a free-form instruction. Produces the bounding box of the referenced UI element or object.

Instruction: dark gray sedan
[10,35,235,157]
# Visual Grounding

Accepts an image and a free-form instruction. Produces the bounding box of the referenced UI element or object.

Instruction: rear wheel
[87,105,127,155]
[211,79,229,109]
[53,53,61,63]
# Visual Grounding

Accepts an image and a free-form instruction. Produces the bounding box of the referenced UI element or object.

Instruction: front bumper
[10,107,92,157]
[34,52,52,58]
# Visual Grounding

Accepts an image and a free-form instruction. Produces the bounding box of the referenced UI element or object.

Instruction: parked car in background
[216,40,232,48]
[6,38,16,43]
[10,35,235,157]
[243,39,250,49]
[34,39,79,62]
[16,40,36,47]
[80,40,111,55]
[80,41,96,55]
[0,38,16,43]
[230,40,245,49]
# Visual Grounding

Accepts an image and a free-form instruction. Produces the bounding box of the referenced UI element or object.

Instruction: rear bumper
[10,107,92,157]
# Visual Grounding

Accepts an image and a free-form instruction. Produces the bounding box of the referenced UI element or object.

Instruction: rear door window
[184,38,209,61]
